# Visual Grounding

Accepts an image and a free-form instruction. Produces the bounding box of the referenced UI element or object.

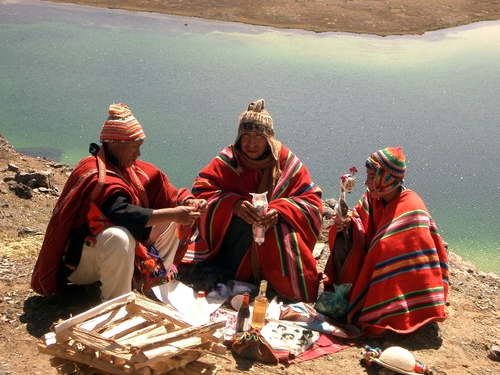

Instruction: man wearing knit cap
[32,103,207,301]
[179,99,323,303]
[324,147,450,336]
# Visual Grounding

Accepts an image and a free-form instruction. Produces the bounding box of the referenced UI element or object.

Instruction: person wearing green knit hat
[323,147,450,337]
[365,146,406,199]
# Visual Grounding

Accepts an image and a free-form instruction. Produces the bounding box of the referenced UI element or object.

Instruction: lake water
[1,0,499,274]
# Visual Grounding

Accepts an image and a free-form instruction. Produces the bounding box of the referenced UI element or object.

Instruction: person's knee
[99,226,136,263]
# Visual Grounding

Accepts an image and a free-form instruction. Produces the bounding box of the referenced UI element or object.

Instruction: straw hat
[362,346,434,375]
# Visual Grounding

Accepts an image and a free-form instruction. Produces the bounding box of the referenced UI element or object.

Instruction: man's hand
[184,198,208,214]
[332,214,351,233]
[233,200,280,230]
[259,208,280,230]
[232,200,261,224]
[171,205,202,225]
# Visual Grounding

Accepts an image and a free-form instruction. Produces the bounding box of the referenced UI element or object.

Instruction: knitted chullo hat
[100,103,146,143]
[236,99,279,160]
[365,147,406,194]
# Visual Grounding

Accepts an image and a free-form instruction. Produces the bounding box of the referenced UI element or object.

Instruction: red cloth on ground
[287,333,351,364]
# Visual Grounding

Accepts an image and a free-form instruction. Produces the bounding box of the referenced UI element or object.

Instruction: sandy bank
[44,0,500,36]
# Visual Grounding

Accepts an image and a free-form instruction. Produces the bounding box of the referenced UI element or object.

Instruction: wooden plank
[54,293,136,334]
[134,350,201,371]
[41,291,226,375]
[68,326,139,361]
[116,324,172,346]
[199,330,224,344]
[90,307,163,335]
[142,337,205,359]
[164,352,201,369]
[202,341,227,355]
[100,315,150,339]
[124,321,226,350]
[101,312,172,341]
[77,305,130,333]
[132,293,192,328]
[38,341,133,375]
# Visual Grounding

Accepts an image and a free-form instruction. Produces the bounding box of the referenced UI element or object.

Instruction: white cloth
[67,222,179,301]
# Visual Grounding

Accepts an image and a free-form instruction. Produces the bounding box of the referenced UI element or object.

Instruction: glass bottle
[235,293,251,335]
[192,290,210,326]
[251,280,269,329]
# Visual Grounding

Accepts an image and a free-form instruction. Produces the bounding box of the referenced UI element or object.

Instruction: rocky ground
[44,0,500,36]
[1,132,500,375]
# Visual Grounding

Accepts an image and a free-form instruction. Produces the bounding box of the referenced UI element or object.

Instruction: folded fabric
[231,329,279,365]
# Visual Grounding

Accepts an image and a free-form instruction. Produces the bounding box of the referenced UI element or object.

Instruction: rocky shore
[1,133,499,374]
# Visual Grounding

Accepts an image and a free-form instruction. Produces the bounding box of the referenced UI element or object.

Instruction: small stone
[7,163,19,173]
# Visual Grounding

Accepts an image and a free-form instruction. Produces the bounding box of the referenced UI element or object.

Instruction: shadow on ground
[20,284,101,338]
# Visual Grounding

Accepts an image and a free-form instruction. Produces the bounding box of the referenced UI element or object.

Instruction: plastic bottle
[253,201,267,244]
[251,280,269,329]
[251,192,268,245]
[191,290,210,326]
[235,293,251,335]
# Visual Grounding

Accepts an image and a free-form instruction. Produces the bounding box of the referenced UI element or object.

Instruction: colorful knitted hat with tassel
[365,147,406,194]
[100,103,145,143]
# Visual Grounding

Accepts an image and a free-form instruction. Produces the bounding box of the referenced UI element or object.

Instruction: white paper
[152,281,224,317]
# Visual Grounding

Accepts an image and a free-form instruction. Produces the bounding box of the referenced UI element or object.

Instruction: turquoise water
[1,1,499,274]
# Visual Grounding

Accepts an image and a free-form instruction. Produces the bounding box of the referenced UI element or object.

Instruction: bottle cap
[197,291,206,298]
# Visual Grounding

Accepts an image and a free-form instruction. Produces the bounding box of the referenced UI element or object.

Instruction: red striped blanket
[325,189,449,336]
[183,144,323,302]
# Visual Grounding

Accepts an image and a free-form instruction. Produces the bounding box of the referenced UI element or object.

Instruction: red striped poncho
[31,148,190,296]
[324,188,449,336]
[182,144,323,302]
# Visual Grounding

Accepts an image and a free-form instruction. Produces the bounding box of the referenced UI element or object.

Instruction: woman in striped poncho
[324,147,449,336]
